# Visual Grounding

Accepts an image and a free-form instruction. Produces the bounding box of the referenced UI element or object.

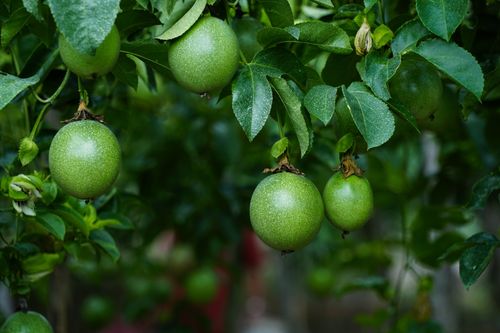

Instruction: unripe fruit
[185,268,218,304]
[59,25,120,78]
[168,17,240,93]
[249,172,324,251]
[389,57,443,120]
[306,267,335,296]
[49,120,121,199]
[323,172,373,231]
[0,311,53,333]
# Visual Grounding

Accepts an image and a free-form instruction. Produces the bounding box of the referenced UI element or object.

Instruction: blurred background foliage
[1,0,500,332]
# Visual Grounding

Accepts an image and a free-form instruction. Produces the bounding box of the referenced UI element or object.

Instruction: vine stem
[28,69,71,140]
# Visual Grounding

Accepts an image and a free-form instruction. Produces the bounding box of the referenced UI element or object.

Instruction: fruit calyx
[16,298,28,313]
[62,100,104,124]
[340,154,363,178]
[263,155,303,175]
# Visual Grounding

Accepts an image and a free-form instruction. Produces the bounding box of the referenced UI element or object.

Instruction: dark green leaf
[467,172,500,210]
[53,205,89,237]
[342,83,395,149]
[22,0,42,21]
[116,10,161,37]
[260,0,294,28]
[271,137,289,159]
[460,232,499,288]
[364,0,377,11]
[357,52,400,101]
[36,212,65,240]
[386,98,420,133]
[121,41,170,76]
[304,84,337,125]
[90,229,120,262]
[18,137,39,166]
[112,54,138,90]
[253,47,307,85]
[40,181,57,205]
[414,39,484,101]
[47,0,120,54]
[156,0,206,40]
[391,19,431,55]
[416,0,468,41]
[322,53,361,87]
[270,77,311,157]
[1,6,30,48]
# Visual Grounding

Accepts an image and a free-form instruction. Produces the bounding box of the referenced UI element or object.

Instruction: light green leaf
[156,0,206,40]
[90,229,120,262]
[260,0,294,27]
[47,0,120,54]
[416,0,468,41]
[391,19,431,55]
[342,82,395,149]
[460,232,499,288]
[22,0,42,21]
[271,137,289,159]
[36,212,66,240]
[18,137,39,166]
[270,77,311,157]
[22,253,63,275]
[304,85,337,125]
[336,133,354,153]
[364,0,377,11]
[357,52,400,101]
[372,24,394,49]
[414,39,484,101]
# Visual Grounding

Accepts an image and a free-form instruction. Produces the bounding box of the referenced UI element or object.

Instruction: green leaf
[46,0,120,54]
[260,0,294,28]
[322,53,361,87]
[467,172,500,210]
[22,253,63,275]
[304,84,337,125]
[22,0,42,21]
[459,232,499,288]
[413,39,484,101]
[231,48,307,140]
[36,212,66,240]
[116,10,162,37]
[416,0,468,41]
[258,22,352,54]
[121,41,170,77]
[271,137,289,159]
[1,6,30,48]
[342,83,395,149]
[386,99,420,134]
[270,77,311,157]
[112,54,138,90]
[53,205,89,237]
[156,0,206,40]
[40,180,57,205]
[18,137,39,166]
[391,19,431,55]
[364,0,377,12]
[372,24,394,49]
[357,52,400,101]
[90,229,120,262]
[335,133,355,153]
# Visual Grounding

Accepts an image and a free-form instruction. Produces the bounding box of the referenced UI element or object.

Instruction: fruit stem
[77,76,89,106]
[16,297,28,312]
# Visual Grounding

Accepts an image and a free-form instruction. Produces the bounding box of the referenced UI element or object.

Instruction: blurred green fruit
[323,172,373,231]
[185,268,218,304]
[168,16,240,93]
[59,25,120,78]
[81,296,114,329]
[0,311,53,333]
[389,57,443,120]
[307,267,335,296]
[249,172,324,251]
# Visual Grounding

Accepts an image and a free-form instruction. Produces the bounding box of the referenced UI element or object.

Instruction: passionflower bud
[355,19,373,56]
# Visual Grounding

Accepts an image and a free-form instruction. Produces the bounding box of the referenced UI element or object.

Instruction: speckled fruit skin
[185,268,218,304]
[249,172,324,251]
[389,57,443,120]
[49,120,121,199]
[168,17,240,93]
[0,311,53,333]
[59,25,120,78]
[323,172,373,231]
